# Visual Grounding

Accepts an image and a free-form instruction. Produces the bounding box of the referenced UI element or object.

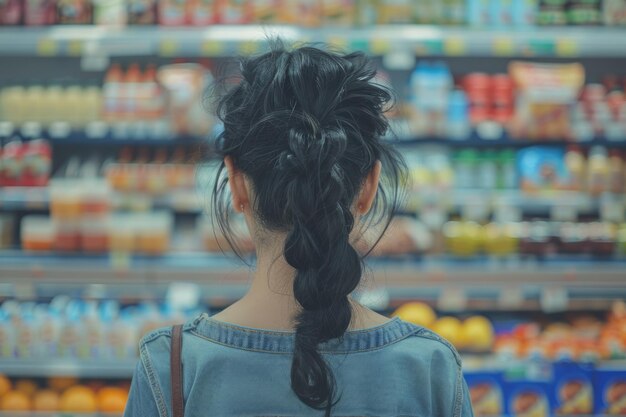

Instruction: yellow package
[509,61,585,140]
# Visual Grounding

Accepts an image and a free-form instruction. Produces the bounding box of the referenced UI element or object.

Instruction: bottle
[446,89,470,140]
[499,149,517,190]
[103,64,123,122]
[454,149,479,189]
[565,145,586,192]
[608,150,624,194]
[124,63,142,122]
[478,149,498,191]
[587,146,609,196]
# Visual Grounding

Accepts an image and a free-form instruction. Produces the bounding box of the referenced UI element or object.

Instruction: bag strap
[171,324,184,417]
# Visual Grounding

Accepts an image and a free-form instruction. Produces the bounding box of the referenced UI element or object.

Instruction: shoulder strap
[171,324,184,417]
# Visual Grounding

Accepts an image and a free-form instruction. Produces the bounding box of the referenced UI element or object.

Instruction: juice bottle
[587,146,609,196]
[608,149,624,194]
[124,63,142,122]
[565,145,586,192]
[94,0,126,25]
[103,64,124,121]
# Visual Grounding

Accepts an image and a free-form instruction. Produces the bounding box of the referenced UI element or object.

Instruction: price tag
[166,282,201,311]
[540,286,569,313]
[493,38,514,56]
[159,39,179,57]
[498,286,524,309]
[67,39,83,56]
[550,204,578,222]
[81,53,110,72]
[20,121,42,138]
[37,38,58,56]
[110,252,131,271]
[49,121,72,138]
[370,39,391,55]
[494,204,521,223]
[444,37,465,56]
[600,194,625,223]
[555,38,578,57]
[14,282,35,300]
[201,40,224,56]
[0,121,14,138]
[437,287,467,312]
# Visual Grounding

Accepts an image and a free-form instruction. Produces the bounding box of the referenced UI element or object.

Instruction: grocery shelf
[0,25,625,57]
[0,414,122,417]
[3,186,619,216]
[0,358,136,378]
[1,250,625,309]
[392,136,626,149]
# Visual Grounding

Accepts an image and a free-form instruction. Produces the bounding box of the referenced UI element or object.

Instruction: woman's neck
[210,240,390,331]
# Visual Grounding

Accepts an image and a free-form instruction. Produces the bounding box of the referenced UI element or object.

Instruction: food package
[0,0,23,24]
[157,63,213,136]
[593,364,626,415]
[509,62,585,140]
[517,147,571,192]
[603,0,626,25]
[321,0,355,26]
[56,0,93,23]
[24,0,57,25]
[552,361,594,416]
[465,369,505,416]
[127,0,157,24]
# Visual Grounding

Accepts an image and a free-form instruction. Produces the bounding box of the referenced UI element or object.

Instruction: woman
[124,43,474,417]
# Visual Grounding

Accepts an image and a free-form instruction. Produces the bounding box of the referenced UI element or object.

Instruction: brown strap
[171,324,184,417]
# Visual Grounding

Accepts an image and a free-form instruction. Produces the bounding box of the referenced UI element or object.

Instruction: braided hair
[211,42,405,416]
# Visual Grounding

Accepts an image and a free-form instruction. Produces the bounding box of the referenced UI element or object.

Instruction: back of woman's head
[212,42,404,416]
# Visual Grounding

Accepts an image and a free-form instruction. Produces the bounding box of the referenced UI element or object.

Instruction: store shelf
[0,25,625,57]
[1,250,625,309]
[3,185,619,216]
[392,136,626,149]
[0,187,203,213]
[0,358,136,378]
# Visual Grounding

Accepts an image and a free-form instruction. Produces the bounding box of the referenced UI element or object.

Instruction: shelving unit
[1,250,624,311]
[0,359,137,379]
[1,25,626,57]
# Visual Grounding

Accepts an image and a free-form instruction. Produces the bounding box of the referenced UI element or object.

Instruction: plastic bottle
[478,149,498,190]
[103,64,123,121]
[608,149,624,194]
[454,149,479,189]
[565,145,586,192]
[587,146,609,196]
[124,63,142,122]
[446,89,470,140]
[499,149,517,189]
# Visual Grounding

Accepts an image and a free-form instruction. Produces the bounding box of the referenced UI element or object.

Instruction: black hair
[211,41,405,416]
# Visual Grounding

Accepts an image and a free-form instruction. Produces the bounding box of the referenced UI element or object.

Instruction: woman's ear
[356,160,381,215]
[224,156,249,213]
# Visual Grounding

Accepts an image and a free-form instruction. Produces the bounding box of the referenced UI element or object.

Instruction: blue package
[516,146,570,191]
[489,0,513,26]
[504,360,553,417]
[464,368,505,416]
[594,363,626,416]
[552,360,594,416]
[512,0,537,26]
[467,0,490,26]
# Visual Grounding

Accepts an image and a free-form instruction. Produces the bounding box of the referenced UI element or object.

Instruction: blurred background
[1,0,626,416]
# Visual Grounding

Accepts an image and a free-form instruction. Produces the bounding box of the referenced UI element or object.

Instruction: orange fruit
[393,302,437,329]
[33,389,60,411]
[48,376,78,392]
[460,316,495,352]
[0,374,12,397]
[1,390,31,411]
[15,379,38,398]
[98,387,129,413]
[60,385,97,413]
[432,317,463,347]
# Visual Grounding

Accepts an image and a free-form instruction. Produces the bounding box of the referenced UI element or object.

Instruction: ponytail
[211,41,405,416]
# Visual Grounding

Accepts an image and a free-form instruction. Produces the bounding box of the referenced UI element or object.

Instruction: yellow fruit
[1,390,31,411]
[432,317,463,347]
[48,376,78,392]
[461,316,495,352]
[60,385,97,413]
[98,387,129,413]
[393,302,437,328]
[0,374,12,397]
[15,379,38,398]
[33,389,60,411]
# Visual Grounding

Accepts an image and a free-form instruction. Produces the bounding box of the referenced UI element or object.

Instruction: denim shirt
[124,313,474,417]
